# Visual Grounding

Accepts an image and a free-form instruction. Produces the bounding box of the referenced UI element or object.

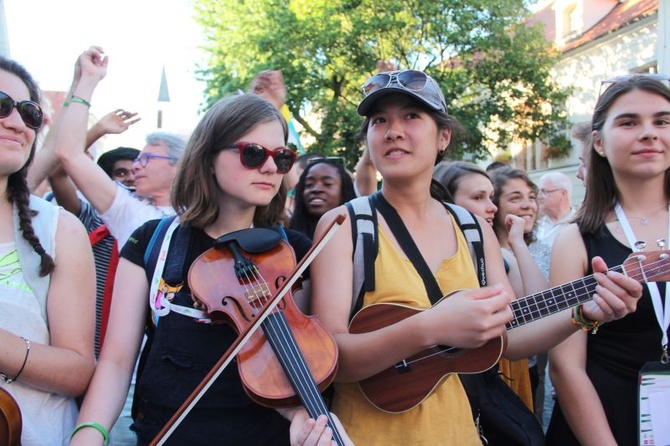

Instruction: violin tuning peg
[634,240,647,251]
[657,238,666,249]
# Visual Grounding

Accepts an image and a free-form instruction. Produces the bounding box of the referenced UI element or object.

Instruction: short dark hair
[97,147,140,178]
[289,159,357,239]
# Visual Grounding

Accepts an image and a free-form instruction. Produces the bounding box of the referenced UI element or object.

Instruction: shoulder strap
[346,196,378,318]
[143,215,179,283]
[443,202,487,287]
[371,192,443,304]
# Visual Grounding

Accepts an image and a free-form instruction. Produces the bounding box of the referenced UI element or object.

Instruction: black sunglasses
[598,73,670,98]
[0,91,43,130]
[222,142,297,174]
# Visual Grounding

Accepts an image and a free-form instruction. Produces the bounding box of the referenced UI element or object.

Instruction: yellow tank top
[332,215,482,445]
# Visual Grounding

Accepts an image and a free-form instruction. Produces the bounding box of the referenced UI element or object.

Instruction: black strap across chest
[370,192,444,304]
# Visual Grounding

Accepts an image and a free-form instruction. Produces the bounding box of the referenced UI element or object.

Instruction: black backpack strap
[371,192,443,304]
[444,202,487,287]
[346,196,378,318]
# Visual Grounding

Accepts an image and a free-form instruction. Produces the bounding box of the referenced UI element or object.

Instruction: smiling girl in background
[0,56,95,445]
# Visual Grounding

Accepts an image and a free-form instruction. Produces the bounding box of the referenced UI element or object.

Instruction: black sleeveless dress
[546,226,668,445]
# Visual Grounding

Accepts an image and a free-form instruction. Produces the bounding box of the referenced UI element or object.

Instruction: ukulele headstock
[622,250,670,283]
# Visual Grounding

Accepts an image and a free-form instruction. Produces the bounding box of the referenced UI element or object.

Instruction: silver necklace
[623,203,669,226]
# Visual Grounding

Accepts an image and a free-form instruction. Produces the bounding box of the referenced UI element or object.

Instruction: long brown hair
[171,94,289,228]
[577,75,670,233]
[490,167,539,245]
[0,56,54,276]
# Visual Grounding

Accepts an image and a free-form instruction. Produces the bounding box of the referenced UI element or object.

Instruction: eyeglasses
[538,188,562,196]
[221,142,296,174]
[598,73,670,98]
[133,153,177,167]
[0,91,43,129]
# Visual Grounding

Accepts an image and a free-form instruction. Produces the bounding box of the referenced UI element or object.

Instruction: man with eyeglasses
[536,172,576,247]
[57,129,186,246]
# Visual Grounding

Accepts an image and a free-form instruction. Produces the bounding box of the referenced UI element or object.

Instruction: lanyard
[148,217,210,324]
[615,204,670,363]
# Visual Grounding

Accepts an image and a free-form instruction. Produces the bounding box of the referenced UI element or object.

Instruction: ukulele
[349,250,670,413]
[0,387,21,446]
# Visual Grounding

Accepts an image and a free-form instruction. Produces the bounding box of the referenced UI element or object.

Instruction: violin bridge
[244,283,272,302]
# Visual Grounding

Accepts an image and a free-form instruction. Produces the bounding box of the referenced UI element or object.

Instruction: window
[562,4,579,37]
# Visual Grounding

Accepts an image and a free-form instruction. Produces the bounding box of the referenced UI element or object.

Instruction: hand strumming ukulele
[349,250,670,413]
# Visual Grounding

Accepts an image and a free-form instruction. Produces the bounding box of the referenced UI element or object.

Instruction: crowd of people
[0,44,667,446]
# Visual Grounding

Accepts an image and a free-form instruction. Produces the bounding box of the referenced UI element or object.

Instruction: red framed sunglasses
[222,142,296,174]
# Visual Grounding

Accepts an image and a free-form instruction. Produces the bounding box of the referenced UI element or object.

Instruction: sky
[3,0,208,152]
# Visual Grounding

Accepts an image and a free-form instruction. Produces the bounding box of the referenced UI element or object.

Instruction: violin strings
[241,264,344,442]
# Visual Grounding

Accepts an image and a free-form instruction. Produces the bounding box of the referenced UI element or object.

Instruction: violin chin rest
[215,228,283,253]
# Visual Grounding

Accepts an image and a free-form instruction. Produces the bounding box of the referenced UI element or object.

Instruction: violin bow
[151,214,346,445]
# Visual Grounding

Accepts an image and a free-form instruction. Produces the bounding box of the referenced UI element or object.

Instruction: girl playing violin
[309,69,643,445]
[0,57,96,444]
[72,93,350,445]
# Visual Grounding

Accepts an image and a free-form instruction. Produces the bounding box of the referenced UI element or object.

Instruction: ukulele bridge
[394,359,411,374]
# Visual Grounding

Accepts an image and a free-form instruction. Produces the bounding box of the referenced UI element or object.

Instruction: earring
[598,151,605,157]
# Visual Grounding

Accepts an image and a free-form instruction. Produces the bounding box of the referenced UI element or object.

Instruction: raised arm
[54,46,120,214]
[353,147,378,196]
[86,108,141,148]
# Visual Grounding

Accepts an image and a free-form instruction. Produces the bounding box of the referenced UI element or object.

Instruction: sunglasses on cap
[0,91,43,129]
[221,142,297,174]
[362,70,431,94]
[359,70,446,114]
[598,73,670,98]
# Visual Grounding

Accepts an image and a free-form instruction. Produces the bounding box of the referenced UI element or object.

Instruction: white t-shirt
[99,186,174,251]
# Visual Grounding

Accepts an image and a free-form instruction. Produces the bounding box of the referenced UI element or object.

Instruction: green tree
[193,0,569,166]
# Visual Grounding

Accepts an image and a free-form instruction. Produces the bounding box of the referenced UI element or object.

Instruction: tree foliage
[193,0,570,166]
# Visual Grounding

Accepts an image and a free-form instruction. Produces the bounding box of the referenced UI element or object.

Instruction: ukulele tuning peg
[634,240,647,251]
[656,238,666,249]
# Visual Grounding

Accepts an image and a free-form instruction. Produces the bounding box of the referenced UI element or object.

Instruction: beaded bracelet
[0,337,31,384]
[69,95,91,107]
[71,422,110,445]
[571,305,602,334]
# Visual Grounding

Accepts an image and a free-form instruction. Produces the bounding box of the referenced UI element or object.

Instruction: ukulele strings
[401,253,669,368]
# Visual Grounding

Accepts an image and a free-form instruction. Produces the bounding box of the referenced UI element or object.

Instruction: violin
[150,217,346,445]
[0,387,21,446]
